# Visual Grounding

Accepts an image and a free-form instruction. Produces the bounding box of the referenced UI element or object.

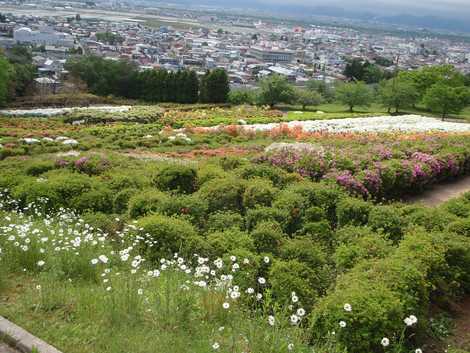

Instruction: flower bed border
[0,316,63,353]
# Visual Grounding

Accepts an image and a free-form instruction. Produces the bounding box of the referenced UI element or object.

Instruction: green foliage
[257,75,295,107]
[228,89,257,105]
[25,161,56,176]
[269,259,321,310]
[96,31,124,45]
[199,68,230,103]
[66,56,201,103]
[197,178,245,213]
[336,197,371,227]
[242,178,278,209]
[153,164,198,194]
[128,189,170,218]
[136,214,201,258]
[310,231,452,353]
[114,188,136,214]
[0,55,13,107]
[71,187,114,213]
[207,211,244,232]
[343,58,388,83]
[335,81,373,112]
[207,229,255,257]
[294,88,324,110]
[368,205,406,242]
[333,233,392,271]
[251,221,284,254]
[423,82,470,119]
[306,80,335,102]
[379,78,419,113]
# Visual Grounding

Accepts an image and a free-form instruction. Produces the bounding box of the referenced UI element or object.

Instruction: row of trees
[65,56,230,104]
[229,64,470,119]
[0,46,36,107]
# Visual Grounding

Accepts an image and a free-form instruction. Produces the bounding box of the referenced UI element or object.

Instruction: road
[0,343,18,353]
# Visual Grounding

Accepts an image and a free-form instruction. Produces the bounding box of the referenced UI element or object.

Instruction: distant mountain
[141,0,470,34]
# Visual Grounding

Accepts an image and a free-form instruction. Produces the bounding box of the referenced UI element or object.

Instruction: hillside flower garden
[0,107,469,353]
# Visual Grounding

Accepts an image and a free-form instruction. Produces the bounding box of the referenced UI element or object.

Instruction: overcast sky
[256,0,470,18]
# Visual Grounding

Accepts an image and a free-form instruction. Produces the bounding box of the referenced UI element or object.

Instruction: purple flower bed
[256,136,470,199]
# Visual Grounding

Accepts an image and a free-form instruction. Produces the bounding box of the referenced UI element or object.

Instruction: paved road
[0,342,18,353]
[405,175,470,206]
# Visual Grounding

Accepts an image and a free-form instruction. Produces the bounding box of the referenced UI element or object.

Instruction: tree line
[0,46,36,107]
[229,64,470,119]
[65,56,230,104]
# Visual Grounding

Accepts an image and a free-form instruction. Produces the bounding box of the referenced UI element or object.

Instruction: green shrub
[207,211,244,232]
[238,164,292,188]
[280,237,330,282]
[221,248,260,290]
[137,214,202,258]
[368,205,406,242]
[113,188,137,214]
[127,190,170,218]
[297,221,333,247]
[82,211,125,234]
[242,178,278,209]
[310,231,451,353]
[207,229,255,257]
[447,219,470,237]
[153,165,198,194]
[334,225,377,246]
[219,156,246,171]
[245,207,287,231]
[71,186,114,213]
[197,178,245,213]
[196,164,228,185]
[336,197,371,227]
[251,221,284,255]
[444,198,470,218]
[25,161,55,176]
[269,259,321,310]
[105,172,147,191]
[47,172,93,206]
[406,207,458,232]
[333,233,392,271]
[303,206,327,222]
[12,179,61,210]
[272,189,309,234]
[157,194,209,229]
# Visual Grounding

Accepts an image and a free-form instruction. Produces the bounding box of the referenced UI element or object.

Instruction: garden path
[0,342,18,353]
[406,175,470,206]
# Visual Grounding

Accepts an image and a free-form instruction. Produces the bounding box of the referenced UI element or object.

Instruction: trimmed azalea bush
[206,229,255,257]
[136,214,204,259]
[242,178,278,209]
[128,190,170,218]
[269,259,322,310]
[207,211,244,232]
[245,207,287,231]
[197,178,245,213]
[25,161,56,176]
[71,186,114,213]
[336,197,371,227]
[368,205,407,242]
[310,231,456,353]
[113,188,138,214]
[153,164,198,194]
[251,221,284,255]
[333,233,392,272]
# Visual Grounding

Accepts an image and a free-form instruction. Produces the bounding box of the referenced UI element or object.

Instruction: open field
[1,105,470,353]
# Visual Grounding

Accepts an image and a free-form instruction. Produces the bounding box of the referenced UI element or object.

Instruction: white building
[13,27,75,48]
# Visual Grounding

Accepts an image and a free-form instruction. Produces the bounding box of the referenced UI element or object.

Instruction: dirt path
[447,297,470,351]
[405,175,470,206]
